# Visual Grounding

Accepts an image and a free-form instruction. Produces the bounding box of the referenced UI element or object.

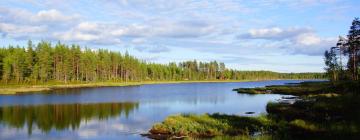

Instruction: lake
[0,80,313,140]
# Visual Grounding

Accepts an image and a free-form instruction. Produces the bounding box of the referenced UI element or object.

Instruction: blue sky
[0,0,359,72]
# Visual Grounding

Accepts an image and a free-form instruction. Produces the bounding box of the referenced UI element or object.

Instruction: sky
[0,0,359,73]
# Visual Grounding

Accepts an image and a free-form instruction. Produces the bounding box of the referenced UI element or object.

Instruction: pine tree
[0,41,325,84]
[346,18,360,80]
[324,49,340,81]
[2,52,12,83]
[36,41,53,82]
[24,41,35,82]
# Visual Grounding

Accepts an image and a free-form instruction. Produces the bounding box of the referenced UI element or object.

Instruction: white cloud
[290,33,336,55]
[76,22,101,32]
[115,20,216,38]
[239,27,313,40]
[0,23,46,34]
[294,33,322,45]
[52,19,217,45]
[54,30,100,41]
[0,22,47,39]
[0,7,79,40]
[151,21,215,38]
[0,7,79,25]
[237,26,337,56]
[32,9,79,23]
[53,22,122,43]
[0,7,32,24]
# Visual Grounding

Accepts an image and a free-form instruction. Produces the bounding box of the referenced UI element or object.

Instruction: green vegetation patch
[148,113,273,139]
[266,94,360,139]
[148,81,360,139]
[234,81,332,95]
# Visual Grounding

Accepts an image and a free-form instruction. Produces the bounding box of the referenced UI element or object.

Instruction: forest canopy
[0,41,324,84]
[324,17,360,82]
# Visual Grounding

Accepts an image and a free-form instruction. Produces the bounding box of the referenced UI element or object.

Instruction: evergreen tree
[36,41,53,82]
[324,49,340,81]
[25,42,36,83]
[346,18,360,80]
[0,40,324,84]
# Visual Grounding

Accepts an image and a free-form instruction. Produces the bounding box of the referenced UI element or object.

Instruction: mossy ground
[149,113,272,139]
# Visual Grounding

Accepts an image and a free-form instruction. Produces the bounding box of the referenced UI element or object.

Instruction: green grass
[211,135,274,140]
[0,82,141,94]
[148,113,273,139]
[234,81,333,95]
[264,81,360,139]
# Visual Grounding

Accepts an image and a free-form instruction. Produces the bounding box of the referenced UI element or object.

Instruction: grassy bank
[266,93,360,139]
[0,82,141,94]
[233,81,331,95]
[147,113,273,139]
[0,80,255,94]
[234,80,359,95]
[148,81,360,139]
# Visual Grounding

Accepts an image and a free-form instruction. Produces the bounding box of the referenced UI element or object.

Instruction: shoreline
[0,79,321,95]
[147,81,360,139]
[0,80,257,94]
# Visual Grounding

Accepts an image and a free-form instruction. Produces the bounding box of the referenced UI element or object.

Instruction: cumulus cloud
[54,30,100,41]
[0,22,47,39]
[294,33,322,45]
[114,20,216,38]
[0,7,79,40]
[31,9,80,23]
[53,22,111,43]
[150,20,216,38]
[53,19,216,45]
[289,33,336,55]
[76,22,99,32]
[238,27,313,40]
[0,23,46,34]
[0,7,79,25]
[238,26,336,56]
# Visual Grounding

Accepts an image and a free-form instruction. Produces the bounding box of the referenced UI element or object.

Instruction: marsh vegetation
[149,81,360,139]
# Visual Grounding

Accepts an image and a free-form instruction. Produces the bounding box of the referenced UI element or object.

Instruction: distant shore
[0,80,251,94]
[0,79,321,94]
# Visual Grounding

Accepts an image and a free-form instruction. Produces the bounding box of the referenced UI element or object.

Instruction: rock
[245,112,255,114]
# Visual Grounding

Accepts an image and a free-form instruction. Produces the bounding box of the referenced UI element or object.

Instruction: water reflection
[0,102,139,135]
[0,80,317,139]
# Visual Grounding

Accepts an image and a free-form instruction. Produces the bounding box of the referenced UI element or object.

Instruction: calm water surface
[0,80,314,140]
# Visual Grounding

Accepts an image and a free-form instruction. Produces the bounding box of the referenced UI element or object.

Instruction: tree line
[324,18,360,82]
[0,41,324,84]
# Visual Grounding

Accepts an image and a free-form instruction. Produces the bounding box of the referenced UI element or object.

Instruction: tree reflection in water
[0,102,139,135]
